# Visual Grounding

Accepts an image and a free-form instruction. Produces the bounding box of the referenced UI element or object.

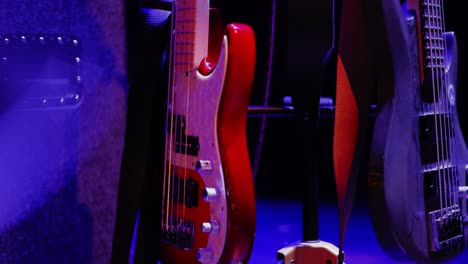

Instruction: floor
[249,197,468,264]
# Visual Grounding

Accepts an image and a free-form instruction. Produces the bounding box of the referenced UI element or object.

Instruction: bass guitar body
[369,0,468,262]
[159,1,256,264]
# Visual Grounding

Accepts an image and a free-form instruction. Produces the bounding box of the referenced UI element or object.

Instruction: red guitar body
[159,3,256,264]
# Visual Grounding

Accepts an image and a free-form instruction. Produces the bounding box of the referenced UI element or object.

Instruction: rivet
[57,36,63,44]
[72,39,78,46]
[4,38,9,44]
[75,57,80,64]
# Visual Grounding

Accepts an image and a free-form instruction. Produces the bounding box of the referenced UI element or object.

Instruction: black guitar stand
[251,98,342,264]
[111,2,171,263]
[275,105,342,264]
[272,0,343,262]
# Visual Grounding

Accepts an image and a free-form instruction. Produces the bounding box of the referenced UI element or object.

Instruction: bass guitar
[159,0,256,263]
[368,0,468,262]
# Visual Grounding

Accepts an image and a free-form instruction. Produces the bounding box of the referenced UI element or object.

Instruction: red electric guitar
[158,0,256,263]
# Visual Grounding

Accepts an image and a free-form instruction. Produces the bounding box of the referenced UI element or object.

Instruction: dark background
[212,0,338,201]
[2,1,467,263]
[213,0,468,205]
[124,0,468,261]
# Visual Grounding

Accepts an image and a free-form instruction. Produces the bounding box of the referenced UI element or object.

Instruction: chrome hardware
[196,160,213,171]
[447,84,456,105]
[423,161,455,173]
[459,186,468,199]
[427,206,463,252]
[202,188,218,202]
[201,221,220,234]
[0,33,83,109]
[161,218,194,249]
[197,248,213,262]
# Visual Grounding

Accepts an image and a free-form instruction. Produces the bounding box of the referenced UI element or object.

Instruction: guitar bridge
[459,186,468,199]
[426,206,464,254]
[161,218,194,250]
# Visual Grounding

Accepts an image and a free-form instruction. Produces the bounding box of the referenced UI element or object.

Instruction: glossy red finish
[216,23,256,264]
[160,9,256,264]
[199,8,224,76]
[333,54,358,244]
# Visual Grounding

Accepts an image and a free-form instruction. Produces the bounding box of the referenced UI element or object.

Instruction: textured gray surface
[0,1,127,263]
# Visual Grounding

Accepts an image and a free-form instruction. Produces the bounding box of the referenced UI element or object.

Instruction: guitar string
[435,0,453,215]
[176,0,183,232]
[433,0,454,220]
[176,0,188,231]
[443,0,455,213]
[175,0,183,230]
[434,0,452,222]
[442,0,453,214]
[182,0,192,227]
[163,0,178,233]
[444,0,460,212]
[169,1,184,235]
[433,0,452,218]
[426,0,445,220]
[171,0,179,233]
[162,0,172,232]
[440,0,460,217]
[433,0,455,223]
[429,0,450,220]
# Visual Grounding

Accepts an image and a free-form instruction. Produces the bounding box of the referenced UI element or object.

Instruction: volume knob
[201,221,220,234]
[202,187,219,202]
[196,160,213,171]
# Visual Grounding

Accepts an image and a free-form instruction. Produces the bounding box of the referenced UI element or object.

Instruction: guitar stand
[248,100,343,264]
[277,240,342,264]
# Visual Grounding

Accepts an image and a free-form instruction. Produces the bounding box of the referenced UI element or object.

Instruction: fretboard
[421,0,446,73]
[173,0,209,72]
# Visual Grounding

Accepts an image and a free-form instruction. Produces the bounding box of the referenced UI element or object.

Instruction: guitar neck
[407,0,447,82]
[172,0,209,72]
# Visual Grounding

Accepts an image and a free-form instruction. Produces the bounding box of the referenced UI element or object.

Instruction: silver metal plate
[0,33,82,109]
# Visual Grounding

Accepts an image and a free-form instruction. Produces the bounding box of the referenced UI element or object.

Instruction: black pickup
[168,114,200,156]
